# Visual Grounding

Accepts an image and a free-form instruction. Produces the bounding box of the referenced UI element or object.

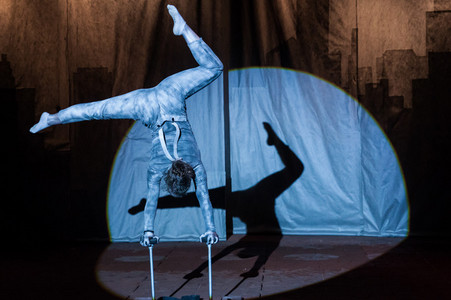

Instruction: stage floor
[3,235,450,299]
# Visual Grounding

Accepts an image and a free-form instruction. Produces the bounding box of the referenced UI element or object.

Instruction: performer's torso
[148,121,202,174]
[138,86,188,129]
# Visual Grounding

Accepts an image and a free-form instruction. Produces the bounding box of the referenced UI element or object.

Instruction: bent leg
[163,5,223,99]
[168,5,222,70]
[158,39,223,100]
[187,38,223,71]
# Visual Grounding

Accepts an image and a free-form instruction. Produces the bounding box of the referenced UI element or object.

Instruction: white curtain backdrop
[229,68,408,236]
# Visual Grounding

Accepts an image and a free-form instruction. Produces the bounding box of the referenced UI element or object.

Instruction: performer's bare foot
[167,5,186,36]
[30,112,50,133]
[30,112,61,133]
[263,122,277,145]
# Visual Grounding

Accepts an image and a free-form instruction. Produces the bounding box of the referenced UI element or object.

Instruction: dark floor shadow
[128,122,304,288]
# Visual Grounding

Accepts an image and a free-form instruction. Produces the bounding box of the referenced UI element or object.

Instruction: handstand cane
[201,236,213,300]
[148,237,159,300]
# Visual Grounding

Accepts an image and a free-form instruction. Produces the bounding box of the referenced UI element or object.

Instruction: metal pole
[149,245,155,300]
[208,243,212,300]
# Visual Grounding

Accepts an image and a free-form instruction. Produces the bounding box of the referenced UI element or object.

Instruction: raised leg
[30,88,157,133]
[161,5,223,99]
[168,4,199,43]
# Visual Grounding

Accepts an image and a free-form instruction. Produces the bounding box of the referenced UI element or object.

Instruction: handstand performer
[30,5,221,246]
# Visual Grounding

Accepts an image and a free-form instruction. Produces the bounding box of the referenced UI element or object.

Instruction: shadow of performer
[184,122,304,280]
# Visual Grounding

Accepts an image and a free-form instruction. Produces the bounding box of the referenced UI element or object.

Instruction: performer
[30,5,221,246]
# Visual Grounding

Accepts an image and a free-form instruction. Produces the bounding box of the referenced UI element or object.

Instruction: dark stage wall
[1,0,450,242]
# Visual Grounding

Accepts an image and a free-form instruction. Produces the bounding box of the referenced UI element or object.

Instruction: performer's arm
[140,170,162,246]
[194,164,219,244]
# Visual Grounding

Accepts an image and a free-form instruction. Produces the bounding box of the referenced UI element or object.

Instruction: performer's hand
[140,231,160,247]
[200,231,219,245]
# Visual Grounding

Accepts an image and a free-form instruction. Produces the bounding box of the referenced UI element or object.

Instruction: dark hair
[165,160,195,197]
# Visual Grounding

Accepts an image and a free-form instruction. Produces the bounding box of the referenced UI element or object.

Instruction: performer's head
[165,159,195,197]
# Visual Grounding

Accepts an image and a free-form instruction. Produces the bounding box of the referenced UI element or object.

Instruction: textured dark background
[1,0,450,242]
